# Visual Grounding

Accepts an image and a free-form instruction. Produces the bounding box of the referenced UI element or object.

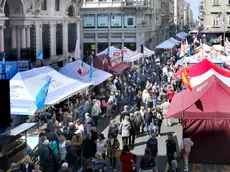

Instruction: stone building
[0,0,83,68]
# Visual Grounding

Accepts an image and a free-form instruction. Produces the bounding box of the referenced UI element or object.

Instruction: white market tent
[214,54,227,62]
[96,46,121,58]
[136,46,155,57]
[122,47,143,62]
[59,60,112,86]
[176,33,186,40]
[180,32,188,37]
[169,37,181,45]
[197,43,212,52]
[192,50,211,60]
[212,44,224,52]
[11,66,91,115]
[156,39,176,49]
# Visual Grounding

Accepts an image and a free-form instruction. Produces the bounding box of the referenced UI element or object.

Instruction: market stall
[166,75,230,164]
[136,46,155,57]
[212,44,224,52]
[169,37,181,45]
[156,39,176,49]
[59,60,112,86]
[122,47,142,63]
[10,66,91,115]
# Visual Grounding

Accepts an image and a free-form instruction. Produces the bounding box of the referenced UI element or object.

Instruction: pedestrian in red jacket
[120,145,136,172]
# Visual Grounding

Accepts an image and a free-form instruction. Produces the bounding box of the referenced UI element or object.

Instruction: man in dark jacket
[65,144,78,171]
[146,134,158,158]
[146,108,153,137]
[38,140,53,172]
[84,113,93,135]
[166,134,177,167]
[58,163,73,172]
[129,113,137,146]
[120,105,130,122]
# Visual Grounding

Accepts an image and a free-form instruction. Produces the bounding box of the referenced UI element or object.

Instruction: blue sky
[187,0,199,21]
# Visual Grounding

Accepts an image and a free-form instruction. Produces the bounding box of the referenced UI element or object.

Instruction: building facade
[184,2,193,31]
[0,0,83,69]
[81,0,154,55]
[174,0,185,32]
[199,0,230,44]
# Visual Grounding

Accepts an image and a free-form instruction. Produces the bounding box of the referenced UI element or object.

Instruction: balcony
[83,0,151,9]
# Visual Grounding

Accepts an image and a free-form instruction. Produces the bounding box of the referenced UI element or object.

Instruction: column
[0,26,4,52]
[50,23,56,58]
[77,20,80,40]
[26,26,31,48]
[62,22,68,55]
[11,26,17,49]
[16,26,21,59]
[35,24,42,56]
[21,26,26,49]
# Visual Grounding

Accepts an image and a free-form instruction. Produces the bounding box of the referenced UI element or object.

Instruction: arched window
[68,6,74,17]
[55,0,60,11]
[41,0,47,11]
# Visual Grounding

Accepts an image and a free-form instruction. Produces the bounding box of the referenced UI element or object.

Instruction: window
[83,15,95,28]
[97,14,109,28]
[213,0,219,6]
[124,14,136,28]
[111,14,122,28]
[41,0,47,10]
[55,0,60,11]
[213,15,219,26]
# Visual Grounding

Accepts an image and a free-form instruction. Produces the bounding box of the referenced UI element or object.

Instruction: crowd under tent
[59,60,112,86]
[10,66,91,115]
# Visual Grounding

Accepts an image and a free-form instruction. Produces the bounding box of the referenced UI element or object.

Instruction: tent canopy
[96,46,121,58]
[169,37,181,45]
[109,63,130,73]
[136,46,155,57]
[212,44,224,51]
[11,66,91,115]
[122,47,142,62]
[196,43,212,52]
[167,75,230,119]
[59,60,112,86]
[176,33,186,40]
[156,39,176,49]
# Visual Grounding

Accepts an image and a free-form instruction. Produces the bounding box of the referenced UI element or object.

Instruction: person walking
[180,133,194,172]
[155,107,163,137]
[84,113,93,135]
[97,134,108,159]
[146,108,153,137]
[160,99,171,127]
[108,119,119,138]
[19,156,34,172]
[65,141,78,171]
[166,134,177,167]
[38,140,53,172]
[140,148,156,172]
[120,105,130,122]
[92,152,107,172]
[119,116,131,146]
[91,99,100,126]
[106,99,115,119]
[140,106,147,133]
[120,145,136,172]
[146,134,158,160]
[107,133,120,171]
[58,163,73,172]
[129,113,137,147]
[59,135,67,163]
[134,108,143,137]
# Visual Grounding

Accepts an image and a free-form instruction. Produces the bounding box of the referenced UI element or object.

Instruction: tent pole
[182,96,185,138]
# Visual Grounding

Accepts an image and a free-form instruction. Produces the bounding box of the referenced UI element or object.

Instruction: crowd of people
[0,52,195,172]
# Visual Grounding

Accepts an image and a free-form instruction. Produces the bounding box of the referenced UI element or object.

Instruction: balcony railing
[83,0,152,8]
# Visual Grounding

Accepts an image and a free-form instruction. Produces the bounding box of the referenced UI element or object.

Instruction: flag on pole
[36,77,51,110]
[77,60,84,76]
[2,55,6,74]
[75,39,81,60]
[89,56,93,81]
[181,60,192,91]
[37,49,43,61]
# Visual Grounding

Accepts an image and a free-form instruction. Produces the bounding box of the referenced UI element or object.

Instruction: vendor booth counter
[0,123,38,170]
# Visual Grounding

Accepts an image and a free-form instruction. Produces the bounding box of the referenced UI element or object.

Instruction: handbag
[115,149,121,158]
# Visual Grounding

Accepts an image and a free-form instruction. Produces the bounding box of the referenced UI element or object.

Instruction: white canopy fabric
[197,43,212,52]
[156,39,176,49]
[190,50,211,61]
[122,47,142,62]
[11,66,91,115]
[96,46,121,58]
[212,44,224,52]
[169,37,181,45]
[214,54,227,62]
[176,33,185,40]
[59,60,112,86]
[136,46,155,57]
[179,32,188,37]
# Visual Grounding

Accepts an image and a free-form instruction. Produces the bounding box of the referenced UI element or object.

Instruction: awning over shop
[156,39,176,49]
[10,66,91,115]
[59,60,112,86]
[109,63,130,73]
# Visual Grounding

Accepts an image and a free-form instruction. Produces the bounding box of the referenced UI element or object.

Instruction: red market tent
[166,75,230,164]
[174,59,230,78]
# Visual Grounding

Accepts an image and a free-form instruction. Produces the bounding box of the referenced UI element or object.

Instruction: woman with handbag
[107,133,120,171]
[140,148,156,172]
[120,145,136,172]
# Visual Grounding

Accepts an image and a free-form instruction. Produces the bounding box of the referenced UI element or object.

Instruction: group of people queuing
[0,52,195,172]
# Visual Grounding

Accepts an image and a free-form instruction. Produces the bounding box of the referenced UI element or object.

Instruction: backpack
[109,125,119,136]
[101,100,107,108]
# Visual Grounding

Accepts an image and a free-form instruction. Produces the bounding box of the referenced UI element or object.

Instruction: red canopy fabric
[166,75,230,119]
[174,59,230,78]
[109,63,130,73]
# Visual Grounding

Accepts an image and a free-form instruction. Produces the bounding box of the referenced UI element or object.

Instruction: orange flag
[181,61,192,91]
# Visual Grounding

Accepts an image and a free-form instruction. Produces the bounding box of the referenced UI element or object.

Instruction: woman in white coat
[119,116,131,146]
[180,133,194,172]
